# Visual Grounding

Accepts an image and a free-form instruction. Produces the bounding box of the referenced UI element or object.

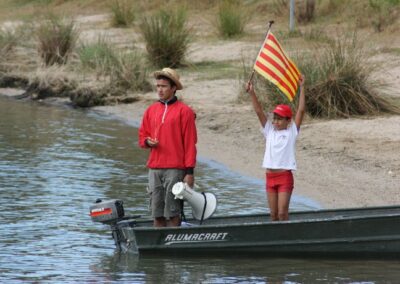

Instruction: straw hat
[153,68,183,90]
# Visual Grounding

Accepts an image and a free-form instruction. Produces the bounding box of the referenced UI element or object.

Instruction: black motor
[89,199,124,225]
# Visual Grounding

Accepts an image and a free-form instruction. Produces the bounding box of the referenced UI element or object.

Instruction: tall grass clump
[368,0,400,32]
[110,0,135,27]
[296,0,316,23]
[78,36,119,77]
[0,28,18,71]
[0,28,17,55]
[270,0,289,16]
[113,51,151,91]
[216,0,248,38]
[77,38,151,92]
[140,7,191,68]
[299,33,399,118]
[36,15,79,66]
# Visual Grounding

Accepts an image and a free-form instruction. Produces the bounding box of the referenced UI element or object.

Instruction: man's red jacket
[138,97,197,172]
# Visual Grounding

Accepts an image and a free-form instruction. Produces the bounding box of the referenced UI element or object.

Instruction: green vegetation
[78,37,119,76]
[112,51,151,92]
[299,33,399,117]
[78,37,151,92]
[110,0,135,27]
[0,28,18,67]
[216,0,248,39]
[368,0,400,32]
[36,15,79,66]
[140,7,191,68]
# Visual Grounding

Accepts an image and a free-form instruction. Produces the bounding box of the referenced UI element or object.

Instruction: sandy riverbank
[2,74,399,209]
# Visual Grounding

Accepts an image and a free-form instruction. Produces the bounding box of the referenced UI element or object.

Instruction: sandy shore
[2,73,399,210]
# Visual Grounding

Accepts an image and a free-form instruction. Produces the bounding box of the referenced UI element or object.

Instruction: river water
[1,95,399,283]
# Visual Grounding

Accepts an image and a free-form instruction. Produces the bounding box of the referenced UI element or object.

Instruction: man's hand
[146,137,159,147]
[183,174,194,188]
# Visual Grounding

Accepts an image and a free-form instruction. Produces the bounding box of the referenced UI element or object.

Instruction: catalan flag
[253,32,301,101]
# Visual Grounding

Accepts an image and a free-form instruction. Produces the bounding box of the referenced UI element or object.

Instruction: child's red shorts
[266,170,294,193]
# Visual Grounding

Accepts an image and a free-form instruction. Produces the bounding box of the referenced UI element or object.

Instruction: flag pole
[248,20,275,84]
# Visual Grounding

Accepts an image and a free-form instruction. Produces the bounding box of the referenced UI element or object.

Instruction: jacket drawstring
[161,102,168,124]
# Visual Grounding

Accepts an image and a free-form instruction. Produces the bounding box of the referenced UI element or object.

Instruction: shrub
[216,0,248,39]
[299,33,399,118]
[112,51,152,92]
[78,36,119,77]
[270,0,289,16]
[0,28,18,71]
[0,28,17,55]
[36,15,79,66]
[368,0,400,32]
[296,0,316,23]
[78,37,151,92]
[110,0,135,27]
[140,7,191,68]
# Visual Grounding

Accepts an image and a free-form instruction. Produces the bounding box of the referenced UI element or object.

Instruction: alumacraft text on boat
[164,232,229,245]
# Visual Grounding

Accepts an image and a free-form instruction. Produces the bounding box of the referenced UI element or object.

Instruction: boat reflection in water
[92,249,400,283]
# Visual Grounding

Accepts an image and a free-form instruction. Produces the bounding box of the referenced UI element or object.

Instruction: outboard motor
[90,199,125,249]
[89,199,125,225]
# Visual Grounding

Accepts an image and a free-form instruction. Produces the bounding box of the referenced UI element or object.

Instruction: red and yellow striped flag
[254,32,301,101]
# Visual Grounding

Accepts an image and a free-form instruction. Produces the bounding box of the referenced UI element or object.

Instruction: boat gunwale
[124,205,400,232]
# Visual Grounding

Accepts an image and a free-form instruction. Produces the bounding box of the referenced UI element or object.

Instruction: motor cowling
[89,199,124,225]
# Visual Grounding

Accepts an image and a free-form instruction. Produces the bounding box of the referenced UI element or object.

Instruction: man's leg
[154,217,167,227]
[149,169,166,227]
[167,215,181,227]
[163,169,186,226]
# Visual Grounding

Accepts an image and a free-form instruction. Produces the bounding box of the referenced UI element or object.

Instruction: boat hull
[112,206,400,258]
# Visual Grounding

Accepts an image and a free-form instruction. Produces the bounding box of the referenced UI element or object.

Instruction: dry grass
[110,0,135,27]
[139,7,191,68]
[36,15,79,66]
[25,66,77,99]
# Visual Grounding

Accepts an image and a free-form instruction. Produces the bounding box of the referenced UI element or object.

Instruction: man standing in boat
[139,68,197,227]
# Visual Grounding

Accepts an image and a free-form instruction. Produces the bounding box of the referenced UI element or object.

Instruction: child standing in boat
[246,75,305,221]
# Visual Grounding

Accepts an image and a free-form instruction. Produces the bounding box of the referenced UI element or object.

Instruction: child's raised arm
[295,75,306,129]
[246,81,267,127]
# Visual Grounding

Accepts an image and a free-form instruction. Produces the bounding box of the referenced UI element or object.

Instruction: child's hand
[246,81,255,95]
[299,74,305,87]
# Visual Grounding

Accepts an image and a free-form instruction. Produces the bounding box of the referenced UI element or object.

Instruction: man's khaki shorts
[148,168,185,218]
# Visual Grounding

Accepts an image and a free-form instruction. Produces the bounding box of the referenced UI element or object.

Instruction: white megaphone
[172,182,217,221]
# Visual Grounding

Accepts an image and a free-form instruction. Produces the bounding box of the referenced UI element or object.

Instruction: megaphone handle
[180,199,186,222]
[199,192,207,225]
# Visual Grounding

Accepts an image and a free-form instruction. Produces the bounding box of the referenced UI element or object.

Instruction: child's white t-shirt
[262,119,298,170]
